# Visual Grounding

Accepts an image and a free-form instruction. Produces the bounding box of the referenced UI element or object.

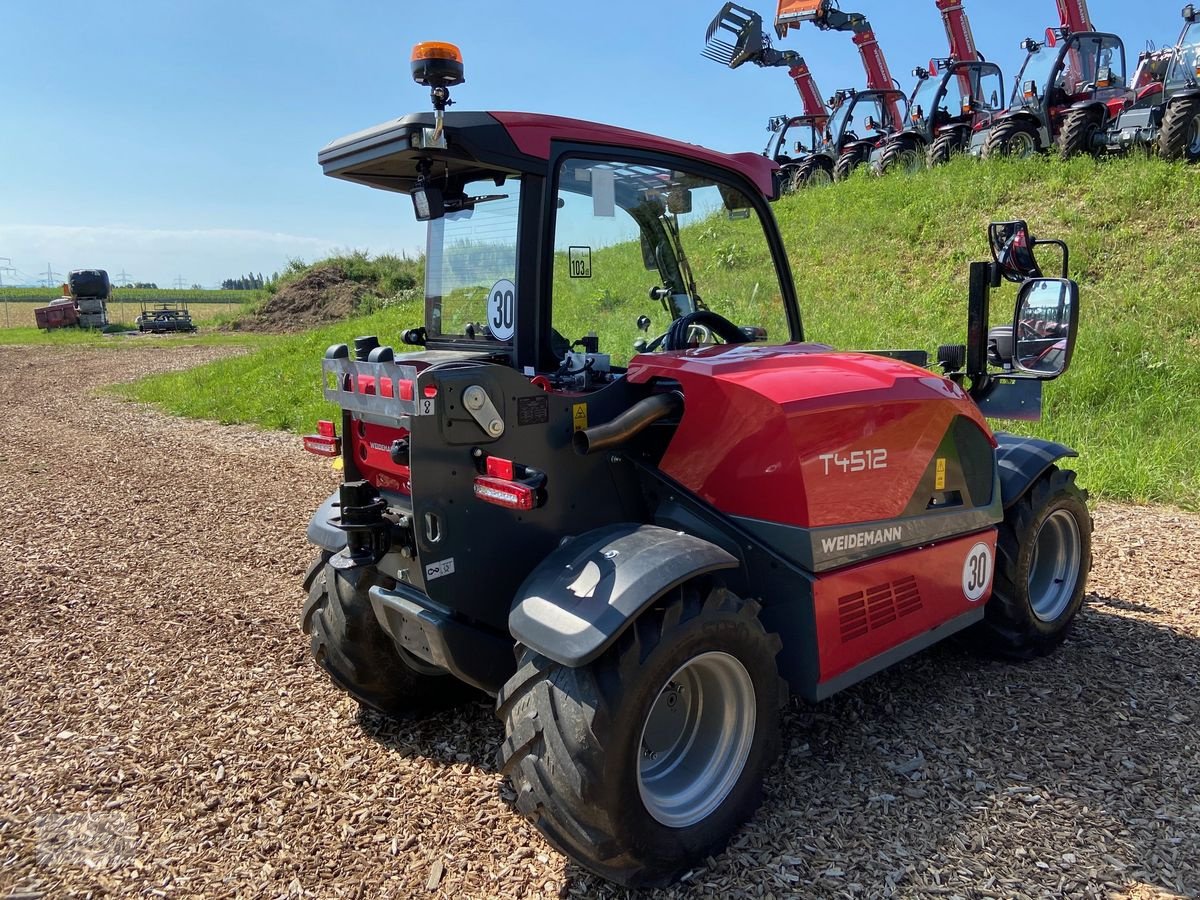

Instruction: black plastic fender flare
[306,491,347,553]
[1067,98,1112,124]
[995,434,1078,509]
[508,524,739,668]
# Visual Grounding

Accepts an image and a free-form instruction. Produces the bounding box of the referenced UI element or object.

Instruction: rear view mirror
[1013,278,1079,379]
[667,188,693,215]
[990,220,1043,283]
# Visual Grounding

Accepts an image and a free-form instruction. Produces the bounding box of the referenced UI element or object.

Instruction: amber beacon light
[411,41,465,88]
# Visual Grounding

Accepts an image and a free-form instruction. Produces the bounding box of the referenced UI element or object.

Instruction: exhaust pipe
[573,392,683,456]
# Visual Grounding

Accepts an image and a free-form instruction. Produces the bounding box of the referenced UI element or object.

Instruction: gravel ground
[1,346,1198,900]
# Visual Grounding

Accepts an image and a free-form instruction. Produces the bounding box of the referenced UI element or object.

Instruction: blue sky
[0,0,1183,286]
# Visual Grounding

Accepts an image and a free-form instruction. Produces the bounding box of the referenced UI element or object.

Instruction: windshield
[908,75,944,129]
[1167,29,1200,86]
[425,178,522,342]
[779,119,821,157]
[549,158,791,368]
[1012,45,1058,107]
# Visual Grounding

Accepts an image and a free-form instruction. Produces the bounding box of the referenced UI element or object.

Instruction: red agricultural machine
[705,0,908,185]
[1089,4,1200,160]
[874,0,1005,173]
[974,0,1128,158]
[300,43,1092,887]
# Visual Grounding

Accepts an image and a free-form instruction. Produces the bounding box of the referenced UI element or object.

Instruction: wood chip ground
[1,347,1197,899]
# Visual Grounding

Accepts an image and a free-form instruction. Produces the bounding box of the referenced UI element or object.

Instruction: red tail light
[486,456,515,480]
[303,435,341,457]
[473,476,536,510]
[317,420,336,438]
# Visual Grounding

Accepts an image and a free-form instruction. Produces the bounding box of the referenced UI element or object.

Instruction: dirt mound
[235,265,365,332]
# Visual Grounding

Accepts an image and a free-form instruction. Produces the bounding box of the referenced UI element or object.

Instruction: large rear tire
[1058,108,1102,159]
[969,467,1092,660]
[983,118,1042,159]
[1159,96,1200,162]
[301,552,477,717]
[496,583,785,887]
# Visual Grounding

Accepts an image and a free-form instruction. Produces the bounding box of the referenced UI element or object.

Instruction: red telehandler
[705,0,908,185]
[1088,4,1200,161]
[974,0,1128,158]
[874,0,1005,173]
[701,4,831,188]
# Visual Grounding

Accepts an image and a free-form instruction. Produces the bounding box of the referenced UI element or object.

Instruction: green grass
[0,326,271,349]
[0,287,259,303]
[115,303,422,430]
[119,154,1200,508]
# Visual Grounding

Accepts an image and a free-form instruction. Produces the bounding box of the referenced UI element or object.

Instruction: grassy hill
[117,155,1200,509]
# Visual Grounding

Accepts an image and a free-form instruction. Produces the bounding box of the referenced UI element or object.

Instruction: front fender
[509,524,738,668]
[306,492,347,553]
[1069,99,1111,123]
[995,434,1078,509]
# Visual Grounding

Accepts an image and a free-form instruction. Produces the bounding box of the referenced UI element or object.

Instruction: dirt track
[2,346,1199,900]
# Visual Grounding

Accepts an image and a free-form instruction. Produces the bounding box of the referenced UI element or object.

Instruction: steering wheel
[663,310,751,352]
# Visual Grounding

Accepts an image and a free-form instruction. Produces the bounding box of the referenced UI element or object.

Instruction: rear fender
[995,434,1078,509]
[306,492,347,553]
[508,524,738,667]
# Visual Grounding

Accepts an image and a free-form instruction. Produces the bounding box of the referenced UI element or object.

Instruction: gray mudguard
[306,492,347,553]
[995,434,1078,509]
[509,524,739,668]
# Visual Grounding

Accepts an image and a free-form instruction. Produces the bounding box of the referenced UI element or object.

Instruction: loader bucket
[703,2,768,69]
[775,0,827,36]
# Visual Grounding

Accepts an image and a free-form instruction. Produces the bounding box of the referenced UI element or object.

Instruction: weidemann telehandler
[300,41,1092,887]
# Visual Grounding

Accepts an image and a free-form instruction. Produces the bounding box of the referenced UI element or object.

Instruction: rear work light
[473,476,536,510]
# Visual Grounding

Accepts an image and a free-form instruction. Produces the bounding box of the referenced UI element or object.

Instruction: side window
[550,158,791,368]
[976,70,1003,111]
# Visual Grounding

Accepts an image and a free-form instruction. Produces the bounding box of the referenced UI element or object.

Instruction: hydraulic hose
[572,392,683,456]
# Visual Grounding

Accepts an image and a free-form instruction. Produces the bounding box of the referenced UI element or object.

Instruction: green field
[0,287,258,303]
[114,155,1200,508]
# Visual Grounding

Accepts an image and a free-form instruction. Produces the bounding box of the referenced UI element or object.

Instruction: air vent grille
[837,576,923,642]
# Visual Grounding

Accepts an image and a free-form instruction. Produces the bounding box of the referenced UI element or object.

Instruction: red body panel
[788,61,829,126]
[626,344,994,528]
[491,112,778,197]
[352,420,412,495]
[34,304,79,330]
[814,530,996,683]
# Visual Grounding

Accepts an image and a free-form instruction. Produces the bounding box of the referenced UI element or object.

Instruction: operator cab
[319,43,800,395]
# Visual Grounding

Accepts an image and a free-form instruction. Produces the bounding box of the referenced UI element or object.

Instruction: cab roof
[318,110,779,198]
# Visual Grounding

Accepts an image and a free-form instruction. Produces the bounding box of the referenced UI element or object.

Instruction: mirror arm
[965,261,993,393]
[1031,238,1070,278]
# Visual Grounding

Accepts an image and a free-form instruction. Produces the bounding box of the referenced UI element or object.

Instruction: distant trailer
[34,301,81,330]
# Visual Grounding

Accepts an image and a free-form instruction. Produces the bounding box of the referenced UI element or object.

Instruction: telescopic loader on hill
[975,0,1128,158]
[705,0,907,185]
[874,0,1005,173]
[298,39,1093,889]
[700,3,831,186]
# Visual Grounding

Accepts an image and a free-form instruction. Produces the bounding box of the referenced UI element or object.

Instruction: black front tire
[927,130,965,167]
[1159,97,1200,162]
[833,146,871,182]
[970,467,1093,660]
[496,583,785,887]
[983,118,1042,159]
[1058,108,1102,159]
[301,552,477,717]
[794,156,835,188]
[879,136,926,175]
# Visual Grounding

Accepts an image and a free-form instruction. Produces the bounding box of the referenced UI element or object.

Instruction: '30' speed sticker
[962,542,994,603]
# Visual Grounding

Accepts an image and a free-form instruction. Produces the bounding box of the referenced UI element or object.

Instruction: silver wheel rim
[1028,509,1083,622]
[1188,114,1200,156]
[637,651,756,828]
[1010,131,1037,158]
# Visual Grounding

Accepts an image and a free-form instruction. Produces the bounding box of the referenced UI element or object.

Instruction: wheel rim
[1010,131,1037,158]
[1188,114,1200,156]
[1027,509,1083,623]
[810,166,833,186]
[900,149,924,174]
[637,651,756,828]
